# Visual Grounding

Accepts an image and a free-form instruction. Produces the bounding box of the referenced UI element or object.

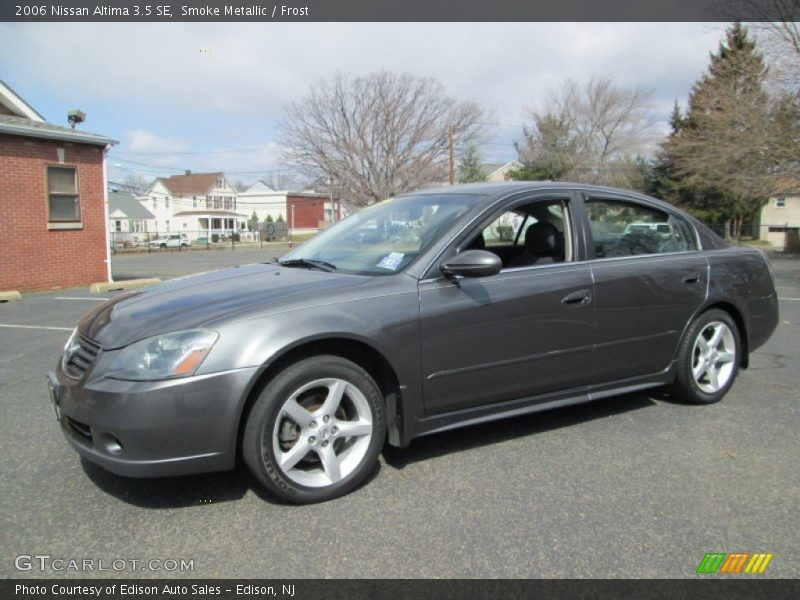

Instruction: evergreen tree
[660,22,775,239]
[247,211,259,232]
[458,143,485,183]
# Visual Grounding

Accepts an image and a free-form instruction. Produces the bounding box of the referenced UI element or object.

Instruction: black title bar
[2,0,799,22]
[3,579,800,600]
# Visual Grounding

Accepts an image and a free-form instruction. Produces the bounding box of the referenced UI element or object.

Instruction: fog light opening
[100,434,123,455]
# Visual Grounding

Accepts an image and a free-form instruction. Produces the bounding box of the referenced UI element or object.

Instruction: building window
[224,196,231,210]
[768,226,798,233]
[46,166,80,222]
[214,196,222,209]
[152,197,157,210]
[114,220,122,232]
[165,196,170,209]
[775,197,786,208]
[132,220,144,233]
[216,178,224,188]
[193,196,197,208]
[166,220,170,232]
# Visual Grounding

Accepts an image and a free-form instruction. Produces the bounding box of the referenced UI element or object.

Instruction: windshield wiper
[278,258,337,272]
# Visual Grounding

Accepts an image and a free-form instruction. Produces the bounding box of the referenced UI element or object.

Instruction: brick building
[286,192,340,230]
[0,80,115,292]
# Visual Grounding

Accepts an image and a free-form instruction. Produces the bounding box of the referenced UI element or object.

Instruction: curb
[90,278,161,294]
[0,290,22,302]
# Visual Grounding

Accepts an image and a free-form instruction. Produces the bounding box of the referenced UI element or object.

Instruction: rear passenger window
[670,216,697,252]
[586,199,680,258]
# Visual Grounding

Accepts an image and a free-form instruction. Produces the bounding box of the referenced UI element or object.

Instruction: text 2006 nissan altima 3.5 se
[48,183,779,503]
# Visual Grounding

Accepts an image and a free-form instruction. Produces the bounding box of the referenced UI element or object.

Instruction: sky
[0,22,729,189]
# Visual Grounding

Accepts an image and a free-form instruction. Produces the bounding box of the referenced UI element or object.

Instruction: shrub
[231,232,240,242]
[211,233,219,243]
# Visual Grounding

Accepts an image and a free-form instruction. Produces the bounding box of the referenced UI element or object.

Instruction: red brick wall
[287,195,325,229]
[0,134,108,291]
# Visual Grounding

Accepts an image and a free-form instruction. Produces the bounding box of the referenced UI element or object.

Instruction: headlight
[62,328,79,371]
[107,329,219,381]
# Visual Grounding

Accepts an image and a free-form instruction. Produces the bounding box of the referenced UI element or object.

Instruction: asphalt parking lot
[1,253,798,579]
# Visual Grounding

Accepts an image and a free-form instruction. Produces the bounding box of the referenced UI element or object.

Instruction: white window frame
[46,165,82,229]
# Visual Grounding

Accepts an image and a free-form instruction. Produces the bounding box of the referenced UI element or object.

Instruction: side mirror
[440,250,503,278]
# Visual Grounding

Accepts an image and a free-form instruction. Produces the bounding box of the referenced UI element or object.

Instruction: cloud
[124,129,189,153]
[1,21,730,179]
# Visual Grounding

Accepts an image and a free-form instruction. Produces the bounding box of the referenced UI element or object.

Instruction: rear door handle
[562,289,591,307]
[682,273,701,284]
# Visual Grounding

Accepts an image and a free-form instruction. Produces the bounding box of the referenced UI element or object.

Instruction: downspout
[102,145,113,283]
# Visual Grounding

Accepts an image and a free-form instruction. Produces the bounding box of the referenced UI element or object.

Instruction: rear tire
[243,355,386,503]
[669,309,741,405]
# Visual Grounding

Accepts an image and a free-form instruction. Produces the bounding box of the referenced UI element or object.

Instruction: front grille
[64,335,101,379]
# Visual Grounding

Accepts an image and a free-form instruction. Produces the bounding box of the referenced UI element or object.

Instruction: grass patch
[738,238,772,247]
[289,232,318,243]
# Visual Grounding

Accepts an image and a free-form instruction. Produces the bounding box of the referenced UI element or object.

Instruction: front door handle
[562,289,591,307]
[682,273,701,284]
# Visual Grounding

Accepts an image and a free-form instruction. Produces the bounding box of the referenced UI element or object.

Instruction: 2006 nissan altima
[48,182,779,503]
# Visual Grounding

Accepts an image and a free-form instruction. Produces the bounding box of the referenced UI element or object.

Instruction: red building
[0,80,115,292]
[286,193,341,230]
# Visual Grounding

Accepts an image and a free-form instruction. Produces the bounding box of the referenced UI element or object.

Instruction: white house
[142,171,247,240]
[237,180,289,223]
[758,184,800,251]
[108,189,155,246]
[239,180,340,234]
[482,160,523,182]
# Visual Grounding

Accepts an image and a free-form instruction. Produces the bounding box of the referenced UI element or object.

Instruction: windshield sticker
[377,252,404,270]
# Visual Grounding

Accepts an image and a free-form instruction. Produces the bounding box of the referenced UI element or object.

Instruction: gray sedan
[48,182,779,503]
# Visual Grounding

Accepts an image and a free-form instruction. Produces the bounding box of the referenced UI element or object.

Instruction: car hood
[78,263,369,349]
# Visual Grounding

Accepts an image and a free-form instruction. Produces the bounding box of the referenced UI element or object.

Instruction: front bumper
[48,364,259,478]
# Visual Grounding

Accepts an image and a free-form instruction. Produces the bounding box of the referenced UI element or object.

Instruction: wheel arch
[235,335,404,463]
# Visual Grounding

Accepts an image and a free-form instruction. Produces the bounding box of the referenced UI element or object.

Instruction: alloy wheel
[691,321,736,394]
[270,378,373,488]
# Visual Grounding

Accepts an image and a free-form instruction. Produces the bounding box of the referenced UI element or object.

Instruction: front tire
[670,309,741,405]
[243,355,386,503]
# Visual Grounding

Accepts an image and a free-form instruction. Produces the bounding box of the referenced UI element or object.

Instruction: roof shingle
[0,114,115,146]
[159,172,223,195]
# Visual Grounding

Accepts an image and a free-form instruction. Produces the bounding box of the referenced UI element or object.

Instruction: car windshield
[280,193,483,275]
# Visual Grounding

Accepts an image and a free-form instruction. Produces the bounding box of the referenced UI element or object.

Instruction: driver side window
[465,199,571,269]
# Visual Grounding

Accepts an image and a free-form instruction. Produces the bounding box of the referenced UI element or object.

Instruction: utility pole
[449,124,455,185]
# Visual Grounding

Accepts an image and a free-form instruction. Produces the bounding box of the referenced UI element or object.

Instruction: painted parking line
[778,297,800,301]
[54,297,109,301]
[0,324,73,331]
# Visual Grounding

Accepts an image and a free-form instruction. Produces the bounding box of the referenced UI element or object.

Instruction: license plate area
[47,377,62,422]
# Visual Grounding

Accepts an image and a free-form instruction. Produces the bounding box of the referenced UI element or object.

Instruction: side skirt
[402,364,675,444]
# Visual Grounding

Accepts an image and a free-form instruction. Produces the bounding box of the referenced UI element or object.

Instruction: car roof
[402,181,686,216]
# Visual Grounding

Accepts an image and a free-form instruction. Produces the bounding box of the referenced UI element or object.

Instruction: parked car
[147,234,190,248]
[49,183,778,503]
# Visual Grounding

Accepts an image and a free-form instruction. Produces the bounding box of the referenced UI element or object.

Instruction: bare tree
[279,71,486,207]
[122,173,152,195]
[514,76,656,187]
[260,171,301,191]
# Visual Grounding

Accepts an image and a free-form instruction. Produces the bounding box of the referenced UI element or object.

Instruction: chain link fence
[110,222,291,254]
